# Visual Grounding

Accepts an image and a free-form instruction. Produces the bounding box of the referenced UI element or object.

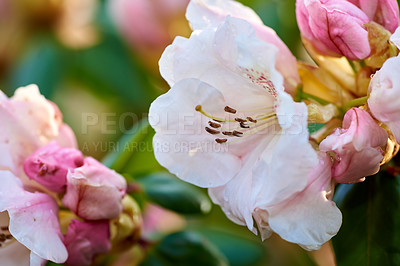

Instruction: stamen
[195,105,236,122]
[215,138,228,144]
[233,130,244,137]
[247,117,257,123]
[222,131,233,136]
[235,118,247,123]
[256,114,276,121]
[240,122,250,129]
[224,106,237,114]
[208,121,221,128]
[205,127,220,135]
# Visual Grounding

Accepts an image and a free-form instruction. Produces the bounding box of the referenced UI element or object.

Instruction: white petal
[149,79,242,188]
[30,252,46,266]
[186,0,263,30]
[159,17,280,108]
[390,27,400,49]
[208,134,275,229]
[368,55,400,141]
[252,101,317,207]
[267,153,342,250]
[185,0,299,92]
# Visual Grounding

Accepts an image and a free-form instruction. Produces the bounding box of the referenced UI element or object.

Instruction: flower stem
[347,58,358,74]
[301,92,332,105]
[343,96,368,111]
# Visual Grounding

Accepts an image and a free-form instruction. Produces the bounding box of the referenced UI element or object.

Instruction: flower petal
[267,153,342,250]
[0,170,67,263]
[186,0,263,30]
[160,16,290,98]
[368,55,400,141]
[0,85,75,175]
[64,220,111,266]
[186,0,299,92]
[253,101,318,207]
[62,157,126,220]
[149,78,242,188]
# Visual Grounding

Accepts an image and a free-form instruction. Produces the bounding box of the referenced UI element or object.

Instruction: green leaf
[69,34,157,112]
[332,172,400,266]
[195,229,264,266]
[138,172,212,215]
[102,118,151,172]
[10,36,65,98]
[141,231,228,266]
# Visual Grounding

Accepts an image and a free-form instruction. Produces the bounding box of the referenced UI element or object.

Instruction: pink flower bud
[23,142,84,193]
[320,108,388,183]
[348,0,399,33]
[64,219,111,266]
[62,157,127,220]
[296,0,371,60]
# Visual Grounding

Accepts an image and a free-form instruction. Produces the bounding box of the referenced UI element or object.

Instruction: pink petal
[320,108,387,183]
[0,170,67,263]
[297,0,371,59]
[0,85,77,176]
[64,219,111,266]
[62,157,126,220]
[24,142,84,193]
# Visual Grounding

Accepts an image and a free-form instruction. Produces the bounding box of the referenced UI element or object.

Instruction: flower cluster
[149,0,400,250]
[0,85,128,265]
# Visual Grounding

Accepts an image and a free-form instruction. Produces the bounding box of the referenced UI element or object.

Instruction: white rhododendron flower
[368,28,400,142]
[150,0,341,249]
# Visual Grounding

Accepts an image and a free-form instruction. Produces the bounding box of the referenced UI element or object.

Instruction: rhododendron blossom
[0,85,126,265]
[62,157,127,220]
[296,0,399,60]
[320,108,388,183]
[348,0,399,33]
[150,0,341,249]
[368,29,400,142]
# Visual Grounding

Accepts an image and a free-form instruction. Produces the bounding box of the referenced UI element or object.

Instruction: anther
[222,131,233,136]
[224,106,237,114]
[205,127,220,135]
[5,235,12,240]
[233,130,243,137]
[215,138,228,144]
[195,105,202,111]
[235,118,247,123]
[208,121,221,128]
[0,226,8,231]
[240,122,250,129]
[247,117,257,123]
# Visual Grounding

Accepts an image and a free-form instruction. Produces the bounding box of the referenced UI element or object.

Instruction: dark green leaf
[138,172,212,215]
[141,231,228,266]
[11,36,65,98]
[68,35,156,111]
[102,118,151,171]
[333,172,400,266]
[196,229,264,266]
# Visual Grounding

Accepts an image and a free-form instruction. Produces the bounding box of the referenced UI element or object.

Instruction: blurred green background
[0,0,327,265]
